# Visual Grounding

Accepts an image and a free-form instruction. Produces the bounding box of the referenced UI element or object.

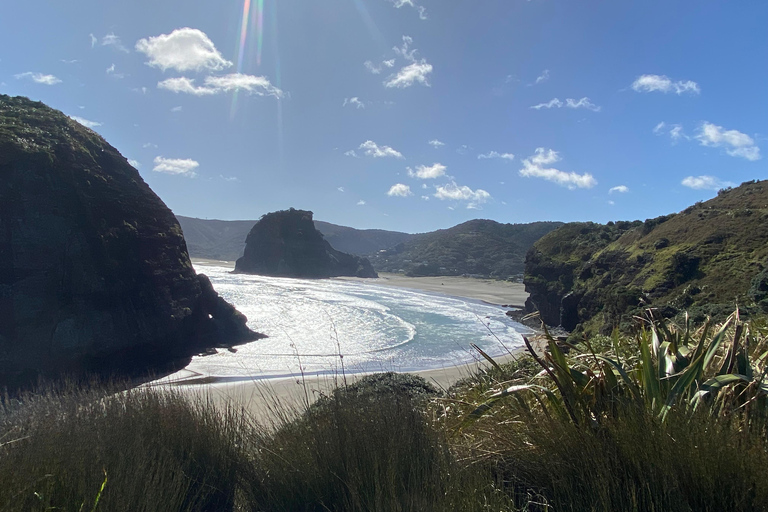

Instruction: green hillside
[371,220,563,279]
[524,179,768,335]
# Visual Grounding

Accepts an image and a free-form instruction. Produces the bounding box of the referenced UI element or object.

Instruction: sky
[1,0,766,233]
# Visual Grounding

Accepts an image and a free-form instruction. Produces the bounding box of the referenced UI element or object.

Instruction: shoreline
[191,258,529,308]
[184,258,534,418]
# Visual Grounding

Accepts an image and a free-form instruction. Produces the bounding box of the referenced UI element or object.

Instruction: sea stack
[0,95,261,388]
[234,208,378,278]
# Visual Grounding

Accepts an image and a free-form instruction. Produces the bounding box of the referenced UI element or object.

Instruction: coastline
[184,258,533,419]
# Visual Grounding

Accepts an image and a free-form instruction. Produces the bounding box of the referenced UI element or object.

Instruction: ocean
[168,262,531,382]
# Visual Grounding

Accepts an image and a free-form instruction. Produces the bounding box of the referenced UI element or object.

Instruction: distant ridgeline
[234,209,378,278]
[371,220,564,279]
[178,215,562,280]
[524,180,768,337]
[176,216,413,262]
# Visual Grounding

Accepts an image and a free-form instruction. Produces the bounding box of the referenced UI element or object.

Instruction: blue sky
[1,0,766,233]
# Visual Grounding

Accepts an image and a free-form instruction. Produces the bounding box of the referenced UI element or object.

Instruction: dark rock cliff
[524,180,768,337]
[234,209,378,278]
[0,95,261,388]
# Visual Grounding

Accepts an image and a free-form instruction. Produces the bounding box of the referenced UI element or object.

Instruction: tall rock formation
[0,95,261,388]
[234,209,378,278]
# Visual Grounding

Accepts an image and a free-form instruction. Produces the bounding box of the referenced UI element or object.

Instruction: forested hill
[370,220,564,279]
[524,180,768,336]
[176,216,412,261]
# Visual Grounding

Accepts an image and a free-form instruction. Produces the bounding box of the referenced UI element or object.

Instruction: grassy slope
[525,180,768,335]
[372,219,563,278]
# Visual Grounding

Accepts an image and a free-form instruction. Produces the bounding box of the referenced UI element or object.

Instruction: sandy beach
[183,259,531,420]
[335,273,528,308]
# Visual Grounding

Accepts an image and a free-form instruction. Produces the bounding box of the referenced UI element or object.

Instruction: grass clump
[450,310,768,511]
[245,372,510,511]
[0,382,252,511]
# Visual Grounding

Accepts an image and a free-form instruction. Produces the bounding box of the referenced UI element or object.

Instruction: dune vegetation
[2,309,766,511]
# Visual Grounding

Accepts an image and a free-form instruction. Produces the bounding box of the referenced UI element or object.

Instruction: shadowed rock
[0,95,262,389]
[234,208,378,278]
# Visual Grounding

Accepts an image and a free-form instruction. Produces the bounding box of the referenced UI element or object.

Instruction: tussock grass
[2,312,767,511]
[0,382,252,511]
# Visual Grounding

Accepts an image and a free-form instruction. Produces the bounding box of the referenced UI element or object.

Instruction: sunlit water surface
[167,263,530,382]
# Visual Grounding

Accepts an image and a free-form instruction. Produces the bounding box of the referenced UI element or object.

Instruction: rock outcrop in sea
[0,95,261,388]
[234,209,378,278]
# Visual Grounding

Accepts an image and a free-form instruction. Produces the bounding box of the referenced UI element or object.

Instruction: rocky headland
[523,180,768,336]
[234,209,378,278]
[0,95,261,389]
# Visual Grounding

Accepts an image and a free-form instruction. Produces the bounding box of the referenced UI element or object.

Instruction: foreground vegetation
[1,310,767,511]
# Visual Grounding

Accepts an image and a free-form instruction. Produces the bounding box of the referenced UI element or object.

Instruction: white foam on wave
[179,264,529,379]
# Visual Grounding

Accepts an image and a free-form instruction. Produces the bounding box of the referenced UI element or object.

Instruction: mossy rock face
[524,180,768,335]
[0,95,259,388]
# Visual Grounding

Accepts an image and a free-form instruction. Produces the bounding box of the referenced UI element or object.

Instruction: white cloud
[142,143,158,149]
[158,77,216,95]
[344,150,358,157]
[220,175,240,182]
[389,0,427,19]
[654,121,687,141]
[669,124,685,141]
[681,175,734,191]
[695,122,761,161]
[157,74,283,98]
[14,72,61,85]
[565,97,601,111]
[357,200,366,206]
[89,33,97,48]
[407,163,447,179]
[106,63,124,78]
[136,28,232,72]
[609,185,629,194]
[428,139,445,148]
[433,181,491,208]
[534,69,550,85]
[101,33,129,53]
[171,106,182,112]
[153,156,199,177]
[421,195,430,201]
[519,148,597,189]
[531,98,563,110]
[364,59,395,74]
[531,97,600,111]
[337,187,345,192]
[384,60,432,88]
[359,140,404,159]
[631,74,700,95]
[343,97,365,109]
[376,36,432,88]
[128,159,141,169]
[387,183,412,197]
[69,115,102,128]
[478,151,515,161]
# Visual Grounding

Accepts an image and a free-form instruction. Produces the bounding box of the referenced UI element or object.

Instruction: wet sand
[335,273,528,308]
